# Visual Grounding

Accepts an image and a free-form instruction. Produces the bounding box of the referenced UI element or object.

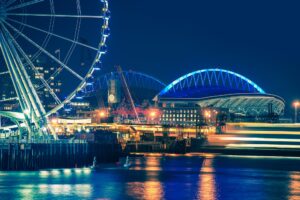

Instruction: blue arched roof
[95,70,166,91]
[158,68,265,99]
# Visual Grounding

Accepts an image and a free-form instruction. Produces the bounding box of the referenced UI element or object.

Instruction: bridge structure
[156,68,285,116]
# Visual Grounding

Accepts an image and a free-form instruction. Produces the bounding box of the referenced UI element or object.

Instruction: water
[1,154,300,200]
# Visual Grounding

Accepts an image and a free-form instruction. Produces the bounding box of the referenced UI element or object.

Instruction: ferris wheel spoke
[6,0,45,12]
[3,20,85,81]
[0,71,9,75]
[7,18,98,51]
[6,13,103,19]
[1,23,62,105]
[0,97,18,102]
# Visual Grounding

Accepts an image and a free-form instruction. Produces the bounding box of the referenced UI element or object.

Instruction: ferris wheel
[0,0,110,138]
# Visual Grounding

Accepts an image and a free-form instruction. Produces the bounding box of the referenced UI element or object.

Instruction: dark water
[1,154,300,200]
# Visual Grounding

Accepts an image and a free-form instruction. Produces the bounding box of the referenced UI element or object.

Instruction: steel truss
[159,68,266,96]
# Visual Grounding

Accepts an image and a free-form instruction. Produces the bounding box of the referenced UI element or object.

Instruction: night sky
[104,0,300,110]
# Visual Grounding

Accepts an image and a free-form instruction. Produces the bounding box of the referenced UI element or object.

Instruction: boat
[123,156,131,168]
[90,156,97,169]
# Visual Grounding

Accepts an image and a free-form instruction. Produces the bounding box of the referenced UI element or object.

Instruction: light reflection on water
[0,154,300,199]
[126,181,163,200]
[289,172,300,200]
[198,158,216,200]
[127,156,164,199]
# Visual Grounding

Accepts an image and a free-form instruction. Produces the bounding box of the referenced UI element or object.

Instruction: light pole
[293,101,300,123]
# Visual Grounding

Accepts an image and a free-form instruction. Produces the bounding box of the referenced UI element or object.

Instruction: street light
[147,108,160,121]
[293,101,300,123]
[99,111,106,118]
[150,111,157,118]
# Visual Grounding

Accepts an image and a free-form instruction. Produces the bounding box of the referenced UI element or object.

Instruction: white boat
[123,156,131,168]
[91,156,97,169]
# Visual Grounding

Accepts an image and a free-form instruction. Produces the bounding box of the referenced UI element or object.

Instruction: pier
[0,140,121,170]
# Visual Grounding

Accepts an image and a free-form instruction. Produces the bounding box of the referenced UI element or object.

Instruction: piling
[0,140,121,170]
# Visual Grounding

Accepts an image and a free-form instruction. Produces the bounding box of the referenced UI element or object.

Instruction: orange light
[147,108,161,119]
[204,110,211,118]
[98,109,108,118]
[150,111,157,117]
[51,119,58,124]
[99,111,106,118]
[293,101,300,108]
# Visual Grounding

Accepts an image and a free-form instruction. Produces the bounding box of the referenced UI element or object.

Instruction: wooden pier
[0,141,121,170]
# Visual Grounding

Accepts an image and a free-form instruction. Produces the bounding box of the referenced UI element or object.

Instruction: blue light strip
[159,68,266,96]
[98,70,166,89]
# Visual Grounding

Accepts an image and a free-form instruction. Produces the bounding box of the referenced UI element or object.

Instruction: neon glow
[159,68,266,96]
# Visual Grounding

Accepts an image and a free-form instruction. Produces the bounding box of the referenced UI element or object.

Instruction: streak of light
[228,130,300,135]
[226,144,300,149]
[220,137,300,143]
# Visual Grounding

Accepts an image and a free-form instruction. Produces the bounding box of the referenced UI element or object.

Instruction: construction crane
[116,66,141,123]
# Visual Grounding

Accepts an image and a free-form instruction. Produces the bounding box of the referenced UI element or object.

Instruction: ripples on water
[1,154,300,199]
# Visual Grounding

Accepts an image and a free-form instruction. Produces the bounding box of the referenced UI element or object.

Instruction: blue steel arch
[159,68,265,98]
[84,70,166,95]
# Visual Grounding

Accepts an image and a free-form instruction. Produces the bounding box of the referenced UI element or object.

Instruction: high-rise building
[0,55,63,111]
[29,55,62,110]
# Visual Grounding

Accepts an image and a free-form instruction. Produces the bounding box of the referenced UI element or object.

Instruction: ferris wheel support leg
[0,34,34,139]
[0,29,49,140]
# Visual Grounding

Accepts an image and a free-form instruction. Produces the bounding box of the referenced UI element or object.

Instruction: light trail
[227,130,300,135]
[227,122,300,128]
[220,137,300,143]
[226,144,300,149]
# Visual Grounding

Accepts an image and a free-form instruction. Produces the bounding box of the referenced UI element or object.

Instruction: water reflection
[127,157,163,199]
[289,172,300,199]
[198,157,216,200]
[23,169,93,198]
[126,181,164,200]
[17,185,35,199]
[38,184,91,198]
[3,155,300,199]
[144,181,164,200]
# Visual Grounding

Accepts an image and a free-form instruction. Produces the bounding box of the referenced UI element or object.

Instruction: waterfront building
[161,103,202,127]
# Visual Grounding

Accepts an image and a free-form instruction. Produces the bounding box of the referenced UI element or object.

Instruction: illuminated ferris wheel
[0,0,110,138]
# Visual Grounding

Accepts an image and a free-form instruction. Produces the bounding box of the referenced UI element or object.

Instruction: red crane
[116,66,141,123]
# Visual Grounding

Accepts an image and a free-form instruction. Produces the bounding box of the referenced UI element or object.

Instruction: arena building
[155,69,285,124]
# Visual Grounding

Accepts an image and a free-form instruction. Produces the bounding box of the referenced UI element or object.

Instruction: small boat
[123,156,131,168]
[91,156,97,169]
